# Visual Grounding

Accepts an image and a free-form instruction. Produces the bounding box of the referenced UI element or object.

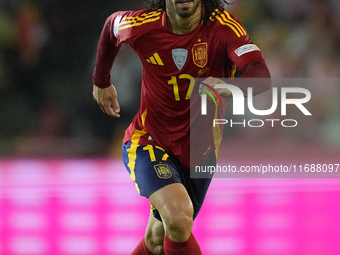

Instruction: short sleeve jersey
[95,8,264,168]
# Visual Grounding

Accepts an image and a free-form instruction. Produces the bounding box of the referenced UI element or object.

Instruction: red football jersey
[93,8,264,168]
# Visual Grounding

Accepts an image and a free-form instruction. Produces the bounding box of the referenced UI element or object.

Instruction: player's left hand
[199,77,231,98]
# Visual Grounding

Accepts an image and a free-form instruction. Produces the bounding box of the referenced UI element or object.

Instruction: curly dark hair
[145,0,233,25]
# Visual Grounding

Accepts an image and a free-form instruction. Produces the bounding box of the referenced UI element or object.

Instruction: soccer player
[92,0,271,254]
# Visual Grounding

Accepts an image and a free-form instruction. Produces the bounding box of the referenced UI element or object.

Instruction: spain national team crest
[192,43,208,68]
[154,164,172,179]
[172,49,188,70]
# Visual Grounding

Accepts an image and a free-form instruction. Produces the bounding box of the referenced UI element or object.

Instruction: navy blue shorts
[122,141,215,221]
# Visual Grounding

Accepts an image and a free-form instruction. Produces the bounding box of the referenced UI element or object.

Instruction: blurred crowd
[226,0,340,149]
[230,0,340,78]
[0,0,143,156]
[0,0,339,157]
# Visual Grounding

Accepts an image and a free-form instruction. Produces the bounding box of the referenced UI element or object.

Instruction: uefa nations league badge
[172,49,188,70]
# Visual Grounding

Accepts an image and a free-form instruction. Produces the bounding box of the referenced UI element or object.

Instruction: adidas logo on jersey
[146,53,164,66]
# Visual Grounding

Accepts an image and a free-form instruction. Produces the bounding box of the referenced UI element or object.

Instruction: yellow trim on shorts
[127,109,148,194]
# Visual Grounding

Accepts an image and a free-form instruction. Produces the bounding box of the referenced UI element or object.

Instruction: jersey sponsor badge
[113,15,122,37]
[154,164,172,179]
[172,49,188,70]
[235,44,260,57]
[192,43,208,68]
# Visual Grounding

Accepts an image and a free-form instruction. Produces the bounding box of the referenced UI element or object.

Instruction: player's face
[166,0,202,18]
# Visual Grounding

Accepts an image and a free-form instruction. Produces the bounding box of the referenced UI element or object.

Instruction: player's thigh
[182,151,216,219]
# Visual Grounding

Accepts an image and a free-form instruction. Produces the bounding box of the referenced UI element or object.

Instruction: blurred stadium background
[1,0,340,254]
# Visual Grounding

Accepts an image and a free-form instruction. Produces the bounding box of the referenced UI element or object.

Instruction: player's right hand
[199,77,232,98]
[93,84,120,118]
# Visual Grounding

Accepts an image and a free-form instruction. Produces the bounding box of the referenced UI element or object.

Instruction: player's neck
[166,5,202,34]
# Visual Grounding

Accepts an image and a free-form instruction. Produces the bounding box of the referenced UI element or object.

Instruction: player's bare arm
[93,84,120,118]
